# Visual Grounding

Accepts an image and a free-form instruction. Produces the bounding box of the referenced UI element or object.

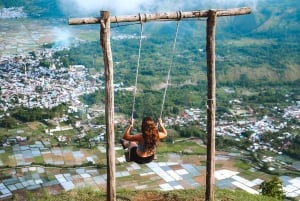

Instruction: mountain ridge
[1,0,299,83]
[1,0,299,36]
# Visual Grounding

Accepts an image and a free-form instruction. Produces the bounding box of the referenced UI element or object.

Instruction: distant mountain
[1,0,299,36]
[226,0,300,36]
[152,0,300,38]
[1,0,299,83]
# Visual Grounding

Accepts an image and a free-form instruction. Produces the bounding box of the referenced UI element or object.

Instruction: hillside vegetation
[45,0,299,84]
[13,188,281,201]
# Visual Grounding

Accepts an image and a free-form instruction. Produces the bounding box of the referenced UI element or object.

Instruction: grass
[234,160,252,170]
[13,187,281,201]
[0,147,15,166]
[158,141,206,155]
[51,129,77,136]
[77,30,99,41]
[33,156,44,164]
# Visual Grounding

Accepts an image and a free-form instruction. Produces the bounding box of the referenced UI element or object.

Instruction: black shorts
[129,147,154,164]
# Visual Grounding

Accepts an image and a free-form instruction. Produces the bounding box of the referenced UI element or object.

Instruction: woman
[121,117,167,164]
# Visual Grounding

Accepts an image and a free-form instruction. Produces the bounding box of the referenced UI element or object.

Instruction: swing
[124,17,181,162]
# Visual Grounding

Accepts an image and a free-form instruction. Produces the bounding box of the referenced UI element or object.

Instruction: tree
[35,86,43,93]
[0,116,18,129]
[284,135,300,159]
[260,177,284,200]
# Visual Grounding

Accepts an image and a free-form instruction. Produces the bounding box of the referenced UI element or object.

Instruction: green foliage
[90,115,105,125]
[158,141,206,155]
[216,136,251,151]
[163,128,179,143]
[234,161,252,170]
[81,90,105,106]
[260,177,284,200]
[39,59,50,68]
[241,130,255,138]
[82,84,206,120]
[35,85,43,93]
[10,104,68,122]
[0,116,17,129]
[284,135,300,160]
[16,187,281,201]
[53,42,103,71]
[178,126,205,139]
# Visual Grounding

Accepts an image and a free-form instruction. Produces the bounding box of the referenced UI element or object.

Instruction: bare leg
[128,141,137,149]
[120,139,129,149]
[123,141,137,162]
[120,140,138,149]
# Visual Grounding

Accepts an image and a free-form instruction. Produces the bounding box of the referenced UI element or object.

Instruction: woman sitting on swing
[121,117,167,164]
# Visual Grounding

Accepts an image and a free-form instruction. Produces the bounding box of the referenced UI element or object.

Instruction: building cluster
[164,108,205,127]
[165,99,300,158]
[0,48,138,114]
[0,51,102,112]
[218,103,299,152]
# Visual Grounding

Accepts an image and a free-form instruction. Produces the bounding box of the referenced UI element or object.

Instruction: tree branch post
[100,10,116,201]
[205,10,217,201]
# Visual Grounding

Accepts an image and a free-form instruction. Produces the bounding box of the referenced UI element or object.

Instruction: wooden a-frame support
[69,7,251,201]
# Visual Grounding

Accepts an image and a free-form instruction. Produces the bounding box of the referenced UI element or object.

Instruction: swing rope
[159,20,181,119]
[131,14,144,119]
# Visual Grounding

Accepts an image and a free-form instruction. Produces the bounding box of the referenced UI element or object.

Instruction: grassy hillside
[13,188,281,201]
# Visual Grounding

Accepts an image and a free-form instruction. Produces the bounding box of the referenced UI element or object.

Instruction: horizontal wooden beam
[68,7,251,25]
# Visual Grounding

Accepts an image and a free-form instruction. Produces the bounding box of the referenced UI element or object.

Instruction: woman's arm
[123,123,133,140]
[158,118,167,139]
[122,118,142,141]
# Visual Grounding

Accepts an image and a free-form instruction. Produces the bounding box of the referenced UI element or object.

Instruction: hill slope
[13,188,281,201]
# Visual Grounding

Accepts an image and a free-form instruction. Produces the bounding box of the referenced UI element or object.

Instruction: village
[0,50,97,110]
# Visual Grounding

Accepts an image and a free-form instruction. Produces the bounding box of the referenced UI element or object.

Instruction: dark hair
[141,117,159,153]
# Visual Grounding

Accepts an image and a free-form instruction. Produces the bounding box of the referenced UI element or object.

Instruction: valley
[0,0,299,200]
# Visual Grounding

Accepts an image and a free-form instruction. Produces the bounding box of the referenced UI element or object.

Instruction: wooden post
[100,11,116,201]
[205,10,217,201]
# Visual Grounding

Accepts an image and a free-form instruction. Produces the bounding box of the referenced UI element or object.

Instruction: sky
[58,0,258,16]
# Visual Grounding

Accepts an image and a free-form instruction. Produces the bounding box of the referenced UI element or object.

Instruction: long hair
[141,117,159,153]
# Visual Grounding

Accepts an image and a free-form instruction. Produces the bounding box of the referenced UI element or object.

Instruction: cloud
[58,0,155,16]
[51,27,72,48]
[58,0,258,16]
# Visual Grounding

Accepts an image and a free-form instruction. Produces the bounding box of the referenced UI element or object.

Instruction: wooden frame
[69,7,251,201]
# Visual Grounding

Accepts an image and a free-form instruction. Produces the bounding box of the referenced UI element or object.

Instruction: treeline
[284,135,300,160]
[51,29,300,91]
[0,104,68,128]
[82,82,207,119]
[10,105,66,122]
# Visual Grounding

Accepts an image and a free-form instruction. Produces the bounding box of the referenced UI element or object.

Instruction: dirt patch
[215,156,239,172]
[12,185,63,201]
[151,82,168,90]
[27,122,41,130]
[195,169,207,185]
